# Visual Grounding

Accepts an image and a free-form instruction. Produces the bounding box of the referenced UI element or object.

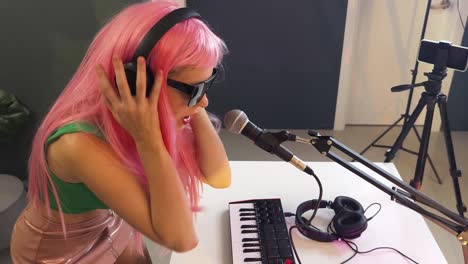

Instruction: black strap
[132,7,201,61]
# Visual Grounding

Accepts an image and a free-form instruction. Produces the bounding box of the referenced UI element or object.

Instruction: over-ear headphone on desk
[294,196,368,242]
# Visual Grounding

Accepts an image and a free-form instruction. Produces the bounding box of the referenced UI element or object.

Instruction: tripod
[383,41,466,217]
[358,0,442,185]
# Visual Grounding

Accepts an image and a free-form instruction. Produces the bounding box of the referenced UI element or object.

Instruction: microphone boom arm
[295,130,467,262]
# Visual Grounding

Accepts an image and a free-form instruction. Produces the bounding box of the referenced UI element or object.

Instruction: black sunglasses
[167,69,218,107]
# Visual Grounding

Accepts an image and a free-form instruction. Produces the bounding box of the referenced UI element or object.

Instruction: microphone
[224,109,314,174]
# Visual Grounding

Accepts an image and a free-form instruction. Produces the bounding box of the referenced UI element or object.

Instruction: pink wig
[27,0,227,254]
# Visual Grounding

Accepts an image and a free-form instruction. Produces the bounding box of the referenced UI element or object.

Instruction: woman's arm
[191,108,231,188]
[48,132,198,252]
[49,57,199,252]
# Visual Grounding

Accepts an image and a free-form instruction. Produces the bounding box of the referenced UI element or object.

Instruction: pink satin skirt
[10,206,134,263]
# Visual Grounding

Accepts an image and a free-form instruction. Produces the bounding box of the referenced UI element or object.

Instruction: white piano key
[238,233,258,240]
[242,251,262,259]
[239,220,257,226]
[229,203,263,264]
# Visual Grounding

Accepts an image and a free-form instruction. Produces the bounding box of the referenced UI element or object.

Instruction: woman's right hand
[96,56,163,145]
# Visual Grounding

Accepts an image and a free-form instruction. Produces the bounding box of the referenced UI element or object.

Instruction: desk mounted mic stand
[270,130,468,262]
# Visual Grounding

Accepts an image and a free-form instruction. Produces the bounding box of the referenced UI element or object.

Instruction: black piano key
[244,257,262,262]
[239,208,256,212]
[230,199,294,263]
[243,248,261,253]
[242,238,259,242]
[241,230,258,234]
[240,213,256,216]
[243,243,261,247]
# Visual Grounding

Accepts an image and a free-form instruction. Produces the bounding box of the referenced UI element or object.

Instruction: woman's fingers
[99,56,160,110]
[96,64,119,110]
[149,70,163,107]
[112,56,132,102]
[136,56,147,103]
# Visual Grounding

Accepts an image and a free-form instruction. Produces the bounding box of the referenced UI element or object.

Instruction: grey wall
[0,1,348,179]
[0,1,138,180]
[448,27,468,131]
[188,0,348,129]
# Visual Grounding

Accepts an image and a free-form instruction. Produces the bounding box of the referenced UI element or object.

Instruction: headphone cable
[286,202,418,263]
[284,168,324,264]
[338,203,419,264]
[340,239,419,264]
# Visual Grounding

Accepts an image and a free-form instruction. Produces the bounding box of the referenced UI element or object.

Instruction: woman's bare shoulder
[46,132,106,183]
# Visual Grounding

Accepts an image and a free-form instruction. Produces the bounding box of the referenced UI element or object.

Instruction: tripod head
[391,40,468,94]
[391,70,446,94]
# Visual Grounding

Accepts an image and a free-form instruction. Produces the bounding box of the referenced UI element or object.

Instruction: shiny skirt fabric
[10,206,134,263]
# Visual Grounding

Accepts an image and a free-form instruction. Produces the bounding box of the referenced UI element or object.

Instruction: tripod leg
[411,93,436,189]
[437,95,466,217]
[384,97,427,162]
[411,126,442,184]
[359,115,405,156]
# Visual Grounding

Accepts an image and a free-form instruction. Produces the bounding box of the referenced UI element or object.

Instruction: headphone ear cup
[332,196,365,214]
[333,211,368,239]
[332,196,367,239]
[116,62,155,97]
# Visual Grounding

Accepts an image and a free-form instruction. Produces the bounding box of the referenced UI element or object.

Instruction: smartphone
[418,39,468,72]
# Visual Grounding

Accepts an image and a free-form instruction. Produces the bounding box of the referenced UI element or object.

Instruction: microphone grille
[223,109,248,133]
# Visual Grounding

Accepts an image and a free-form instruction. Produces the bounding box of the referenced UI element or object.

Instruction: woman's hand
[96,56,163,144]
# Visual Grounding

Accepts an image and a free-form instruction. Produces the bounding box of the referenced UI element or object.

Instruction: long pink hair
[27,0,227,254]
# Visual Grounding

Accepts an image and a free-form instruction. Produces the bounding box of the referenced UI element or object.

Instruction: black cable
[340,239,419,264]
[327,207,343,234]
[287,224,302,264]
[458,0,466,29]
[288,200,418,263]
[305,169,323,224]
[364,202,382,221]
[284,168,324,264]
[340,241,358,264]
[284,171,416,263]
[336,203,419,264]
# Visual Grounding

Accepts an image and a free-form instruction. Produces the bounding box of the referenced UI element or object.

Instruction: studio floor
[1,125,467,263]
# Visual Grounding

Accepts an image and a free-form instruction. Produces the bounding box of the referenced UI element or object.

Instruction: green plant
[0,89,30,137]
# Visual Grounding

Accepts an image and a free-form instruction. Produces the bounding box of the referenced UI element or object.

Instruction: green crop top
[45,122,109,214]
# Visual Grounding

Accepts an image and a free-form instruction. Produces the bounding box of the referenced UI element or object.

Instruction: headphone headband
[132,7,201,61]
[295,196,368,242]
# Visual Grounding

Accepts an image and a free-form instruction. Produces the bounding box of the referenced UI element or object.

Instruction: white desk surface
[170,161,446,264]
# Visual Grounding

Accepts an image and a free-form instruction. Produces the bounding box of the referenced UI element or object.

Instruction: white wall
[335,0,467,130]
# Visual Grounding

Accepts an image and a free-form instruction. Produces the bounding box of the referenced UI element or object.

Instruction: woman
[10,0,231,263]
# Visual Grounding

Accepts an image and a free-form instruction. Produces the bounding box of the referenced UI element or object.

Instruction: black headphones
[116,8,202,97]
[295,196,368,242]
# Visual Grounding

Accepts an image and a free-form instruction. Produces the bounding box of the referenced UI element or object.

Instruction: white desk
[170,161,446,264]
